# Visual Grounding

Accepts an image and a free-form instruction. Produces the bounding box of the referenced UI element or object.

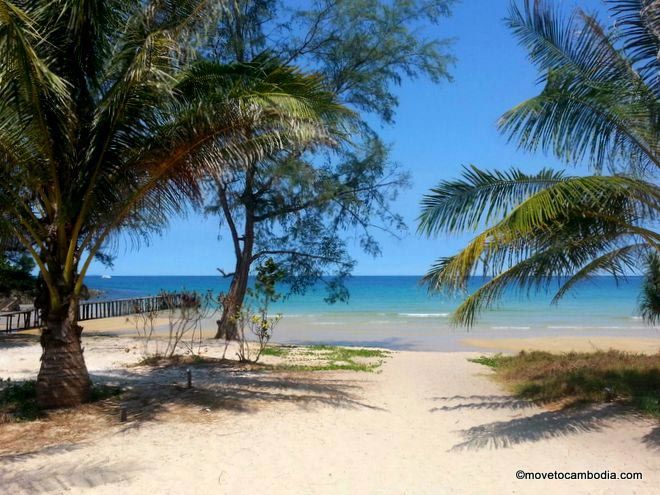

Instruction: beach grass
[274,360,381,372]
[307,345,386,358]
[260,345,291,357]
[128,344,390,373]
[470,350,660,416]
[264,344,390,372]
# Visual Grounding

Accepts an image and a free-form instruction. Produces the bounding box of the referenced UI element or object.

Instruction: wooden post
[187,368,192,389]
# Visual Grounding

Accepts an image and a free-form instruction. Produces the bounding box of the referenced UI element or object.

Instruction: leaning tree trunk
[215,257,250,340]
[216,212,255,340]
[36,298,92,409]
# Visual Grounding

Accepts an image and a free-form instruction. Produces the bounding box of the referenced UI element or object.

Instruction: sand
[462,336,660,355]
[0,332,658,494]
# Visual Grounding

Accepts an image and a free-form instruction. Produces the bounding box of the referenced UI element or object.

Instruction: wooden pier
[0,294,183,333]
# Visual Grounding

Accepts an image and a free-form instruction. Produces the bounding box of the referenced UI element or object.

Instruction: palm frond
[418,166,567,236]
[422,168,659,326]
[550,243,649,303]
[639,251,660,324]
[0,0,73,167]
[80,55,350,263]
[421,1,659,326]
[0,0,354,306]
[420,167,659,239]
[608,0,660,95]
[502,0,660,172]
[436,236,651,327]
[507,0,622,83]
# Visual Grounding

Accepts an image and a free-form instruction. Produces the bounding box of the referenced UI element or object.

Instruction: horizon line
[86,273,640,278]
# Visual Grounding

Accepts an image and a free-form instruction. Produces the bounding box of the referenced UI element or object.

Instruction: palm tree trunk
[36,299,91,408]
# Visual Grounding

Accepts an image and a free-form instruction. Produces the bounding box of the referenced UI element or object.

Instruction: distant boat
[101,275,112,279]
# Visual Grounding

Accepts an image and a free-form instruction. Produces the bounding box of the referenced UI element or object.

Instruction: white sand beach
[1,330,658,495]
[2,0,660,493]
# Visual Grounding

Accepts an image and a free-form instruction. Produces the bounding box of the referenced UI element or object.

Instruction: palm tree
[0,0,347,408]
[418,0,660,326]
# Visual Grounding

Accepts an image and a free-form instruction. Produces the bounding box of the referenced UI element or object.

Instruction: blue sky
[90,0,606,276]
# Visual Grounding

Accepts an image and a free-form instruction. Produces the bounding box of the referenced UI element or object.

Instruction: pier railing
[0,294,183,333]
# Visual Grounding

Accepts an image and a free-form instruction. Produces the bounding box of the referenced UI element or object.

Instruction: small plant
[130,291,219,361]
[129,300,160,356]
[0,379,39,421]
[468,354,504,368]
[234,259,284,363]
[163,291,219,358]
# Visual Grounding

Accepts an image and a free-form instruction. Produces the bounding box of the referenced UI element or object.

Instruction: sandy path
[0,342,658,494]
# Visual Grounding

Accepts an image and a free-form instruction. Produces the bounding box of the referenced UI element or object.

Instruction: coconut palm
[419,0,660,326]
[0,0,347,408]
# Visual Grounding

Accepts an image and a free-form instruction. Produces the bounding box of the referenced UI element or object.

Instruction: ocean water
[86,275,659,351]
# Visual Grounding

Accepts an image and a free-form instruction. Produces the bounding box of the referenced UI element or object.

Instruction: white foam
[398,313,450,318]
[490,326,531,330]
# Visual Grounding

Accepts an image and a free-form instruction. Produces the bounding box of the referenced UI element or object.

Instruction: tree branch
[252,249,343,264]
[217,181,243,260]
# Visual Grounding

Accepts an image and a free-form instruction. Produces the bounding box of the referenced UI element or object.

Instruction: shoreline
[69,316,660,354]
[462,336,660,355]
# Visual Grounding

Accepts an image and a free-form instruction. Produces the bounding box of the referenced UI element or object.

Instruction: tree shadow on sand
[429,395,537,412]
[0,360,387,492]
[103,362,387,429]
[448,403,649,451]
[2,360,385,455]
[108,368,386,428]
[642,425,660,451]
[0,458,140,495]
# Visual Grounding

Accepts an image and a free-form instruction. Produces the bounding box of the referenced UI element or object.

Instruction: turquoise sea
[86,276,659,351]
